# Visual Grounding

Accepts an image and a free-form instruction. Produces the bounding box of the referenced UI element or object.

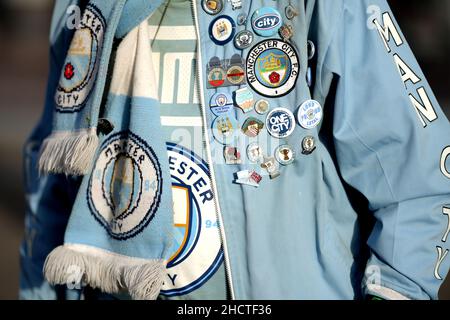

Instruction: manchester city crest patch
[246,39,299,97]
[88,131,162,240]
[55,4,105,112]
[161,144,223,296]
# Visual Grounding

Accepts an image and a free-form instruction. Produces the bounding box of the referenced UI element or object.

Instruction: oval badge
[246,39,300,97]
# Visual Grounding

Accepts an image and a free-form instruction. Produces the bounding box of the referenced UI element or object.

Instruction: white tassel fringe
[43,245,165,300]
[38,129,99,176]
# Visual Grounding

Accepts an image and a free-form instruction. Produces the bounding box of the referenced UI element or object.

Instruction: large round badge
[209,15,236,45]
[55,4,105,112]
[88,131,162,240]
[246,39,300,97]
[251,7,282,37]
[297,99,323,129]
[161,144,223,296]
[266,107,296,138]
[202,0,223,15]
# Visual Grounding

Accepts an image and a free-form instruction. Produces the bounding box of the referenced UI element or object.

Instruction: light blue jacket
[21,0,450,300]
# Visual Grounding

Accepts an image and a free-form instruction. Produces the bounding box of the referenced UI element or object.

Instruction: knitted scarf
[41,0,173,300]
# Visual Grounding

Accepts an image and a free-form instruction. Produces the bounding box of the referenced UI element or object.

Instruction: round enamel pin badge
[209,15,236,45]
[255,99,270,115]
[210,92,233,109]
[234,30,254,50]
[251,7,282,37]
[202,0,223,15]
[266,107,296,138]
[275,144,295,165]
[88,131,162,240]
[297,99,323,129]
[246,39,300,97]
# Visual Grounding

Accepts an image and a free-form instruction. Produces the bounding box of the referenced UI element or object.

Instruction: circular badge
[212,115,239,145]
[226,65,245,85]
[275,144,295,165]
[201,0,223,15]
[88,131,162,240]
[208,67,226,87]
[247,142,263,163]
[210,92,233,108]
[251,7,282,37]
[209,15,236,45]
[234,30,254,50]
[297,99,323,129]
[161,144,223,296]
[255,99,270,115]
[246,39,300,97]
[55,5,105,112]
[266,107,296,138]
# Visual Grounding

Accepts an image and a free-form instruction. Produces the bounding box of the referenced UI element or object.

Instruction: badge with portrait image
[209,15,236,45]
[246,39,300,97]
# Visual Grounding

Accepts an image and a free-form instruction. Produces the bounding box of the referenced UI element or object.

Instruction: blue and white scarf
[41,0,173,299]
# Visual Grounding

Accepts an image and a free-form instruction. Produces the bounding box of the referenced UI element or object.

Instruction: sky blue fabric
[21,0,450,300]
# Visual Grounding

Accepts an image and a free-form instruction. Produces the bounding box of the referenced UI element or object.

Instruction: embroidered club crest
[55,5,105,112]
[88,131,162,240]
[246,39,299,97]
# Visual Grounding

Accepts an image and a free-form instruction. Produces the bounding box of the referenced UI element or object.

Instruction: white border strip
[160,116,203,127]
[148,26,196,40]
[366,284,411,300]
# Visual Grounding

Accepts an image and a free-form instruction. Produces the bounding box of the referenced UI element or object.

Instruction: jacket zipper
[191,0,236,299]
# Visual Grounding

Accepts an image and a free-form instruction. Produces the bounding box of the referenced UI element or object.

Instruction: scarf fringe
[38,129,99,176]
[43,245,165,300]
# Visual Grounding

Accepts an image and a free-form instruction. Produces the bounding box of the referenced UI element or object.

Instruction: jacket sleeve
[20,1,83,300]
[323,0,450,299]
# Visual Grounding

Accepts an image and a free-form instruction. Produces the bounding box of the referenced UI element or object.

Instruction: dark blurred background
[0,0,448,300]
